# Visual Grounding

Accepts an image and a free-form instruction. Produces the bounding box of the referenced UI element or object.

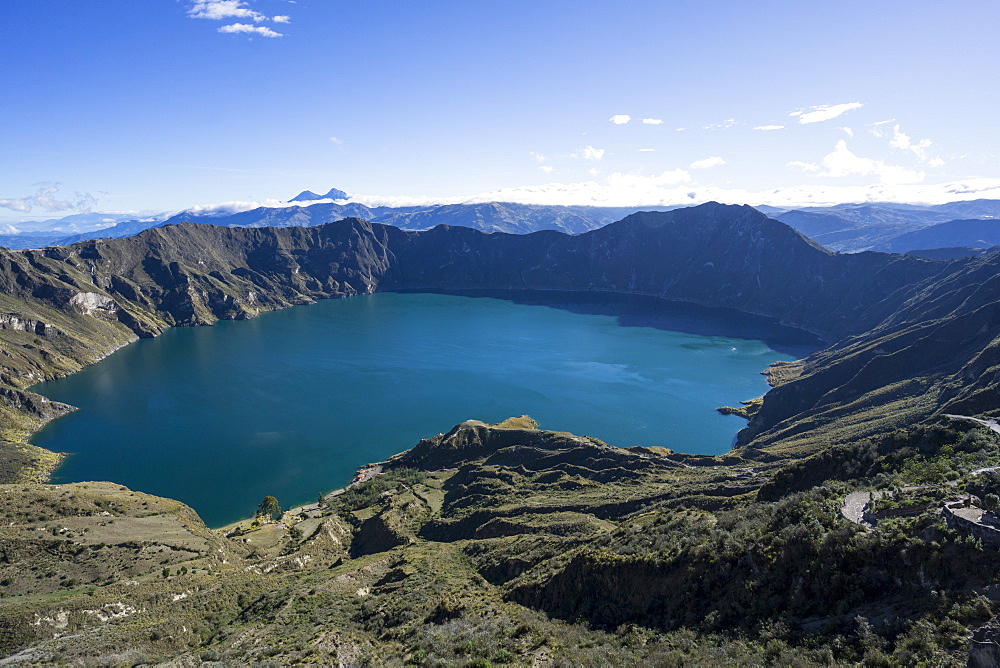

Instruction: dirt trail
[945,414,1000,436]
[841,491,872,527]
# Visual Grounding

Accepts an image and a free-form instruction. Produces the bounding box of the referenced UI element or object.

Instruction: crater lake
[31,291,818,527]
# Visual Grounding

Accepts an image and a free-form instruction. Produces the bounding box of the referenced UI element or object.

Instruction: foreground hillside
[3,417,1000,664]
[4,203,1000,662]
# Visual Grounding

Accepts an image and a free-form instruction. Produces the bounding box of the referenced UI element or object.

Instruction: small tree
[256,495,282,521]
[985,493,1000,513]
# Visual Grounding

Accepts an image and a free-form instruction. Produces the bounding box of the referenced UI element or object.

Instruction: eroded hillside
[4,203,1000,663]
[3,418,1000,664]
[0,203,977,478]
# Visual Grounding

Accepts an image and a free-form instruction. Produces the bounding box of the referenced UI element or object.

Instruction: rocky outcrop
[349,510,414,558]
[0,313,56,336]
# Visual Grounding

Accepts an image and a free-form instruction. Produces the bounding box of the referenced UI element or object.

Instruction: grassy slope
[1,419,997,665]
[3,208,1000,661]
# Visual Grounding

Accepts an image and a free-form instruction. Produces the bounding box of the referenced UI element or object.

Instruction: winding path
[945,414,1000,436]
[838,417,1000,533]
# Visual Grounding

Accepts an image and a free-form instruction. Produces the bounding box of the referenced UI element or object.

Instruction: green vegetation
[333,468,427,512]
[5,208,1000,662]
[758,420,997,500]
[716,397,763,419]
[4,419,1000,664]
[256,495,281,521]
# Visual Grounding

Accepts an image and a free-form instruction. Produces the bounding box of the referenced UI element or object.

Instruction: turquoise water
[31,291,817,527]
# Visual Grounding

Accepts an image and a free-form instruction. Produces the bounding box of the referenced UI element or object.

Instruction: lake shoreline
[27,290,817,527]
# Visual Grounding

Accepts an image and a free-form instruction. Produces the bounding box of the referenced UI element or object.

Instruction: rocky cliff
[0,202,995,475]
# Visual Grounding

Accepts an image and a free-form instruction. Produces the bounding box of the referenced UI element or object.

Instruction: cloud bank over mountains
[0,185,97,215]
[161,177,1000,222]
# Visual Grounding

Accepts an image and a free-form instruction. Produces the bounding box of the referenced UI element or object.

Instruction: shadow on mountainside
[391,288,822,359]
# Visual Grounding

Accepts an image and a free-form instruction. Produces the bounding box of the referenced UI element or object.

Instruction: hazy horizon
[3,1,998,225]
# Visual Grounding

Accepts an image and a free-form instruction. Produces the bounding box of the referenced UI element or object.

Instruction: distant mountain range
[3,189,1000,258]
[2,197,675,248]
[288,187,349,202]
[870,219,1000,254]
[764,199,1000,252]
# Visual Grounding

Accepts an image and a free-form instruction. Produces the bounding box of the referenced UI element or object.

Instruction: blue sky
[2,0,998,225]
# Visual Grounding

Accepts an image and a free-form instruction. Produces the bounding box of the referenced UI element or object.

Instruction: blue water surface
[31,291,817,527]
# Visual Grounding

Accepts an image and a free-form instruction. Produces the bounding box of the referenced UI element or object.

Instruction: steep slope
[0,219,404,476]
[5,203,1000,664]
[2,417,996,665]
[0,201,990,477]
[737,250,1000,457]
[385,205,943,341]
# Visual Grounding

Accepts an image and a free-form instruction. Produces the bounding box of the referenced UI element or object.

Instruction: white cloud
[867,119,897,138]
[689,156,726,170]
[754,125,784,131]
[218,23,283,37]
[641,118,663,125]
[186,198,288,215]
[539,165,555,173]
[606,169,691,188]
[188,1,266,22]
[529,152,547,163]
[838,126,854,137]
[787,160,820,173]
[889,124,940,165]
[188,2,291,34]
[575,146,605,161]
[789,102,863,124]
[889,125,923,152]
[704,118,737,130]
[788,140,925,185]
[638,148,655,152]
[329,136,344,145]
[609,115,631,125]
[0,185,97,214]
[0,198,30,213]
[588,168,601,176]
